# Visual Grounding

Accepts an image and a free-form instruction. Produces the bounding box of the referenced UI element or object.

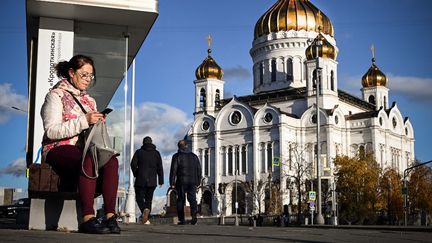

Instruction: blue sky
[1,0,432,204]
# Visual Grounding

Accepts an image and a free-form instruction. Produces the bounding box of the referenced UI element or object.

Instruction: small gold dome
[305,33,337,60]
[362,58,387,88]
[254,0,334,40]
[195,49,224,80]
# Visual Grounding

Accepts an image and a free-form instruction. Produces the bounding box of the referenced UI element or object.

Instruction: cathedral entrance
[231,186,246,215]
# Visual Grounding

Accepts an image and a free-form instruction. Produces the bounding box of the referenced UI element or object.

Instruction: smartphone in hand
[101,108,113,115]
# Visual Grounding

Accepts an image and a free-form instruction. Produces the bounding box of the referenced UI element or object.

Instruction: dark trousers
[46,145,119,216]
[135,186,156,213]
[176,184,197,222]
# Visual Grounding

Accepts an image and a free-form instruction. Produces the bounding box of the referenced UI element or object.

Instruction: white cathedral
[183,0,414,217]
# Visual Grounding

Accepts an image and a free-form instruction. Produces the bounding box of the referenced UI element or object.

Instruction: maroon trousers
[46,145,118,216]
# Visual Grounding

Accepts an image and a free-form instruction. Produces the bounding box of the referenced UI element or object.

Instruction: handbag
[67,91,119,179]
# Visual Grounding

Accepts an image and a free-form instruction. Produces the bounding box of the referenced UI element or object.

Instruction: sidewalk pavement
[0,218,431,242]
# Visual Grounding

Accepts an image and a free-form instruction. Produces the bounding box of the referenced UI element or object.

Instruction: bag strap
[66,91,87,114]
[65,90,99,179]
[80,121,100,179]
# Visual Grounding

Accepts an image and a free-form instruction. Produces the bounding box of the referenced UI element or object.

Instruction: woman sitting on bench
[40,54,120,234]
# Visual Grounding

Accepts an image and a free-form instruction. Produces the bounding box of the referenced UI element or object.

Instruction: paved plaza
[0,218,431,243]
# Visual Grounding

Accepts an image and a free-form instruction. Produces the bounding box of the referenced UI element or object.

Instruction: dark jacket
[131,143,164,187]
[169,148,202,186]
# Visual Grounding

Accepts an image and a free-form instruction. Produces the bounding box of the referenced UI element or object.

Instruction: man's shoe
[191,217,197,225]
[177,221,186,225]
[144,220,151,225]
[104,215,121,234]
[142,208,150,224]
[79,217,110,234]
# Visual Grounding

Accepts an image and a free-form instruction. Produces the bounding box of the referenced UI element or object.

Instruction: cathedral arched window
[241,145,247,174]
[384,96,387,109]
[259,62,264,85]
[267,143,273,172]
[271,59,277,82]
[286,58,293,82]
[330,70,335,91]
[392,117,397,129]
[359,145,365,158]
[260,143,266,173]
[235,146,240,175]
[312,69,318,89]
[221,147,227,175]
[228,147,233,175]
[215,89,220,108]
[200,88,206,109]
[368,95,376,105]
[204,149,210,176]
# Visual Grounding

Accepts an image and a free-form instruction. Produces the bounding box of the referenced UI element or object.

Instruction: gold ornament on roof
[362,44,388,88]
[207,34,212,49]
[305,33,338,60]
[195,35,224,80]
[254,0,334,40]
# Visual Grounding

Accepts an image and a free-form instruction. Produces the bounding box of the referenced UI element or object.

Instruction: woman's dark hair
[55,54,96,83]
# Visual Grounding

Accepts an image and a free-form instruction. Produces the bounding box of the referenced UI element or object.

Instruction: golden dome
[305,33,337,60]
[254,0,334,40]
[195,49,224,80]
[362,58,387,88]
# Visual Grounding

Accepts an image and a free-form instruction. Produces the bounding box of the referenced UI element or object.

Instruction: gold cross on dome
[207,34,212,49]
[371,44,375,59]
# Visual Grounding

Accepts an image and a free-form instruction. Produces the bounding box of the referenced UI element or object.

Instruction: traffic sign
[308,191,316,201]
[273,157,280,166]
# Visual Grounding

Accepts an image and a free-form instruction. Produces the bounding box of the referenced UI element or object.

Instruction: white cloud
[0,83,28,124]
[339,74,432,103]
[106,102,192,174]
[224,65,251,82]
[388,75,432,102]
[0,157,26,177]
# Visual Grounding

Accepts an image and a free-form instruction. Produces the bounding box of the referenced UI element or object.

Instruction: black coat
[131,144,164,187]
[169,148,202,186]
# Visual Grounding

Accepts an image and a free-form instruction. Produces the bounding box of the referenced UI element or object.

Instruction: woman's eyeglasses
[77,71,95,81]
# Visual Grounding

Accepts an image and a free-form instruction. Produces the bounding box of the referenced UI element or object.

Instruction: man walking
[131,136,164,224]
[169,140,202,225]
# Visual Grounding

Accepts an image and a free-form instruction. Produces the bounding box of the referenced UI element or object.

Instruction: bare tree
[268,178,282,215]
[280,143,314,224]
[242,179,268,216]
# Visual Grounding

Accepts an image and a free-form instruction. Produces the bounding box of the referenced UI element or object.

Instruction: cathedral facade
[187,0,415,217]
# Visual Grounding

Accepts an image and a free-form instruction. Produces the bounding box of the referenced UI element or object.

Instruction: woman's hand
[86,111,105,125]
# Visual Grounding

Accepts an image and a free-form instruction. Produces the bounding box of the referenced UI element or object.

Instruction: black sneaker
[79,217,110,234]
[104,215,121,234]
[190,217,197,225]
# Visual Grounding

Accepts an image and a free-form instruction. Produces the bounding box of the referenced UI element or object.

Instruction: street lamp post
[314,36,325,225]
[331,181,338,225]
[403,159,432,226]
[235,167,239,226]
